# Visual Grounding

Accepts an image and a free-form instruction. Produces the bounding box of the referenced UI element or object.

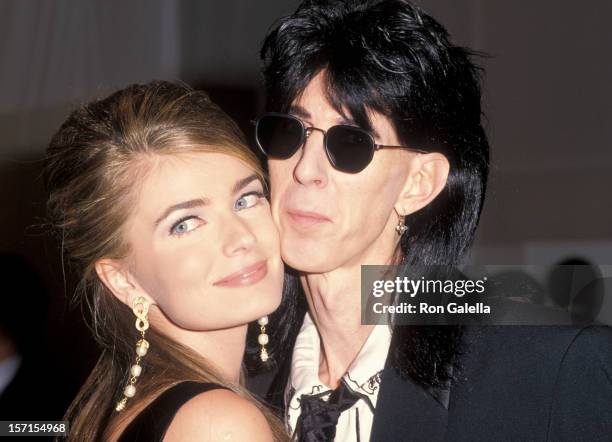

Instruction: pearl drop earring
[258,316,269,362]
[115,297,150,412]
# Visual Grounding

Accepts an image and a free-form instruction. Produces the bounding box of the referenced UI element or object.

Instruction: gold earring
[115,296,150,412]
[257,316,269,362]
[395,216,408,236]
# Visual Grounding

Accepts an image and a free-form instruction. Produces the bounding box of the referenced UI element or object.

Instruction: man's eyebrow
[154,198,210,226]
[232,174,260,194]
[338,116,359,127]
[339,114,380,139]
[288,105,311,120]
[289,105,373,135]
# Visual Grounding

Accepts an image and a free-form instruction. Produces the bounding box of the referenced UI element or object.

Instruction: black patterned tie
[294,380,363,442]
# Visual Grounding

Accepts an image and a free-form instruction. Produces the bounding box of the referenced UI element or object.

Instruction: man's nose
[292,127,328,187]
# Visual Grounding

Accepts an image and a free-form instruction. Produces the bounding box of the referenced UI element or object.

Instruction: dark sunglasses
[253,112,428,173]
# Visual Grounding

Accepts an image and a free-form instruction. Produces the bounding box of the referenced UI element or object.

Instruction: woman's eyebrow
[154,197,210,226]
[153,175,258,227]
[232,173,259,194]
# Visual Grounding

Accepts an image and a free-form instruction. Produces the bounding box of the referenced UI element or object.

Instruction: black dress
[118,381,227,441]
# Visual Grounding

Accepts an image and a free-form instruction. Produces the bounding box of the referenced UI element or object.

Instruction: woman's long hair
[44,81,287,441]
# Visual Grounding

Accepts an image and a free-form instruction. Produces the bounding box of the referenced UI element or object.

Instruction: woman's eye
[170,216,204,236]
[235,191,264,211]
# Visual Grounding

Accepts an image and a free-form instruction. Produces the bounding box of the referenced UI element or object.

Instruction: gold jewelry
[115,297,150,412]
[257,316,269,362]
[395,216,408,235]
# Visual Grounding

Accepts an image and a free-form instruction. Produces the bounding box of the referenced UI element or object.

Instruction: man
[253,1,612,440]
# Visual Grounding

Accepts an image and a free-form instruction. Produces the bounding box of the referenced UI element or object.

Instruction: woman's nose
[221,216,257,257]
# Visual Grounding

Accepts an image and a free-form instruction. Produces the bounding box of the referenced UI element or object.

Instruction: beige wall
[1,0,610,265]
[418,0,612,263]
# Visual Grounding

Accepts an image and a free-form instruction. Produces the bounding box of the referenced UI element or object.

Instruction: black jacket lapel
[371,364,449,442]
[266,350,293,417]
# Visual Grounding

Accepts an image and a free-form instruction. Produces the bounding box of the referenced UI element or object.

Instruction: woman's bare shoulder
[163,389,275,441]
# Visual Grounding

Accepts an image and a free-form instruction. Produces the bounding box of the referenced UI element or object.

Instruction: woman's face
[123,151,283,331]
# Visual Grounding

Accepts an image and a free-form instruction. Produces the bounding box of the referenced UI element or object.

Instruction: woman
[44,81,288,441]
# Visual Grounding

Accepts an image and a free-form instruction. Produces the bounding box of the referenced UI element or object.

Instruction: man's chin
[280,247,339,274]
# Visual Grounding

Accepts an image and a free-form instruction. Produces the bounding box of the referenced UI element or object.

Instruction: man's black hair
[253,0,489,390]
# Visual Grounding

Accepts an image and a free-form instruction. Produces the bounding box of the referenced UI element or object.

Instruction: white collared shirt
[286,313,392,442]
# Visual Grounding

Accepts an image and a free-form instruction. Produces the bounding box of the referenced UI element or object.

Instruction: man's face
[268,72,418,273]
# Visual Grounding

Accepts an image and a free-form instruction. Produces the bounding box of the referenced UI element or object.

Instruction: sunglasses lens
[256,115,303,159]
[326,126,375,173]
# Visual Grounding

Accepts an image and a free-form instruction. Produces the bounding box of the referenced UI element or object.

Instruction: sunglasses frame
[253,112,428,173]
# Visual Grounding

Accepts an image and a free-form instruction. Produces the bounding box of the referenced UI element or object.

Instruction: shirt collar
[287,312,392,408]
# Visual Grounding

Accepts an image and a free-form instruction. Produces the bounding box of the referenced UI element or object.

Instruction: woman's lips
[286,209,331,228]
[213,260,268,287]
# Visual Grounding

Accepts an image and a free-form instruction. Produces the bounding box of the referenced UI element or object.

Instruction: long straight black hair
[253,0,490,389]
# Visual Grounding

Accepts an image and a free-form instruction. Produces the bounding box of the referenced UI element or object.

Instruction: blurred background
[0,0,610,420]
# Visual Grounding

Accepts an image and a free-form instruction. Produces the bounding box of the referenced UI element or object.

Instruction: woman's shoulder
[164,387,274,442]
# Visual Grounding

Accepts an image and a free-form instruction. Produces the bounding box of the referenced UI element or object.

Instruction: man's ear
[95,258,145,308]
[395,152,450,217]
